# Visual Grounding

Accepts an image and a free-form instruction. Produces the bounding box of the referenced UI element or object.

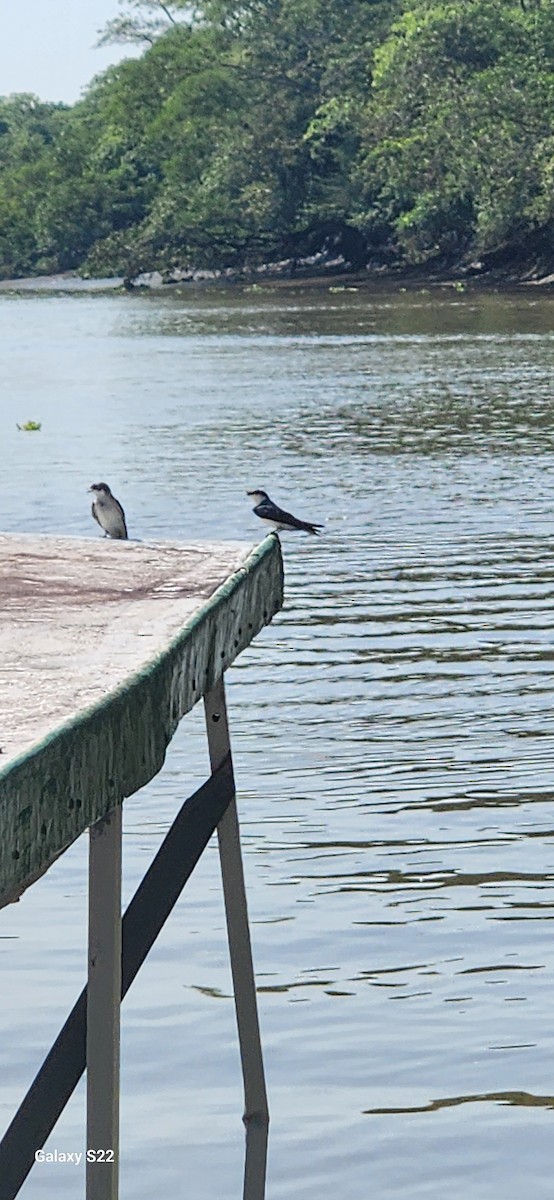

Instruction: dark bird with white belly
[89,482,128,539]
[247,489,323,535]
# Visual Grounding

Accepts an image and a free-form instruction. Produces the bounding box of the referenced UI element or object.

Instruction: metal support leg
[204,679,269,1199]
[86,805,122,1200]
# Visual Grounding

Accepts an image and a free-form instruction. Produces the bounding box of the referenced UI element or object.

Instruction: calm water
[1,281,554,1199]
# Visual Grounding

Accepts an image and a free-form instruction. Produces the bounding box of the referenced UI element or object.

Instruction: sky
[0,1,141,104]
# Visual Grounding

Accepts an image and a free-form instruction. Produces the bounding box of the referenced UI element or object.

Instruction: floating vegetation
[16,420,42,431]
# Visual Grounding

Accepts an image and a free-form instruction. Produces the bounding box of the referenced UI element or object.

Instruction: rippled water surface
[1,281,554,1199]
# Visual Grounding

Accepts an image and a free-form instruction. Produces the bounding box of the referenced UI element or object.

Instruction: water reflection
[1,283,554,1199]
[367,1089,554,1114]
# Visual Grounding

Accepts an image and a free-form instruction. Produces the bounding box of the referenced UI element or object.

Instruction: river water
[1,280,554,1199]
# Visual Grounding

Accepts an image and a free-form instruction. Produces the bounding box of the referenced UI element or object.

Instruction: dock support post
[86,805,122,1200]
[204,678,269,1199]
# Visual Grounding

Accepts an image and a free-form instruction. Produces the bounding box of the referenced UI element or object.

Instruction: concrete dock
[0,532,283,907]
[0,531,283,1200]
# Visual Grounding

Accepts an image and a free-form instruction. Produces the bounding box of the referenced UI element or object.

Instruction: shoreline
[1,260,554,295]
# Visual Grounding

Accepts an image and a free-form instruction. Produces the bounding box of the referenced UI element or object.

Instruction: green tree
[2,0,553,280]
[357,0,554,264]
[97,0,191,46]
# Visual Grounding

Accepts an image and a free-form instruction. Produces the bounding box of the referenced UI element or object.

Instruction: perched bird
[247,489,323,535]
[89,482,128,540]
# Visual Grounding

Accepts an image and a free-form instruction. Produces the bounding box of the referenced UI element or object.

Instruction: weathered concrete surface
[0,536,257,760]
[0,533,283,908]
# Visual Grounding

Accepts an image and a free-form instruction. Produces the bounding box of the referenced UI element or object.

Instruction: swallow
[89,482,128,539]
[247,489,323,535]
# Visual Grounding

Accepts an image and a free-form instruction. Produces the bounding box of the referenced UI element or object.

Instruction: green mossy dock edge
[0,535,283,909]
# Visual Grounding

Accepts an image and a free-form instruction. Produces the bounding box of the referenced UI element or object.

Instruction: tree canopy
[1,0,553,279]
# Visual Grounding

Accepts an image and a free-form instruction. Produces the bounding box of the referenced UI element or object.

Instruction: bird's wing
[256,501,321,530]
[91,502,101,527]
[255,501,298,525]
[113,498,128,538]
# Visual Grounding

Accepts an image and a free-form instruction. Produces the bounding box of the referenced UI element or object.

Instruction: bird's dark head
[89,482,112,496]
[247,489,269,504]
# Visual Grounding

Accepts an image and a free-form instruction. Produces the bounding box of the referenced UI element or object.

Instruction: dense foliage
[1,0,554,279]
